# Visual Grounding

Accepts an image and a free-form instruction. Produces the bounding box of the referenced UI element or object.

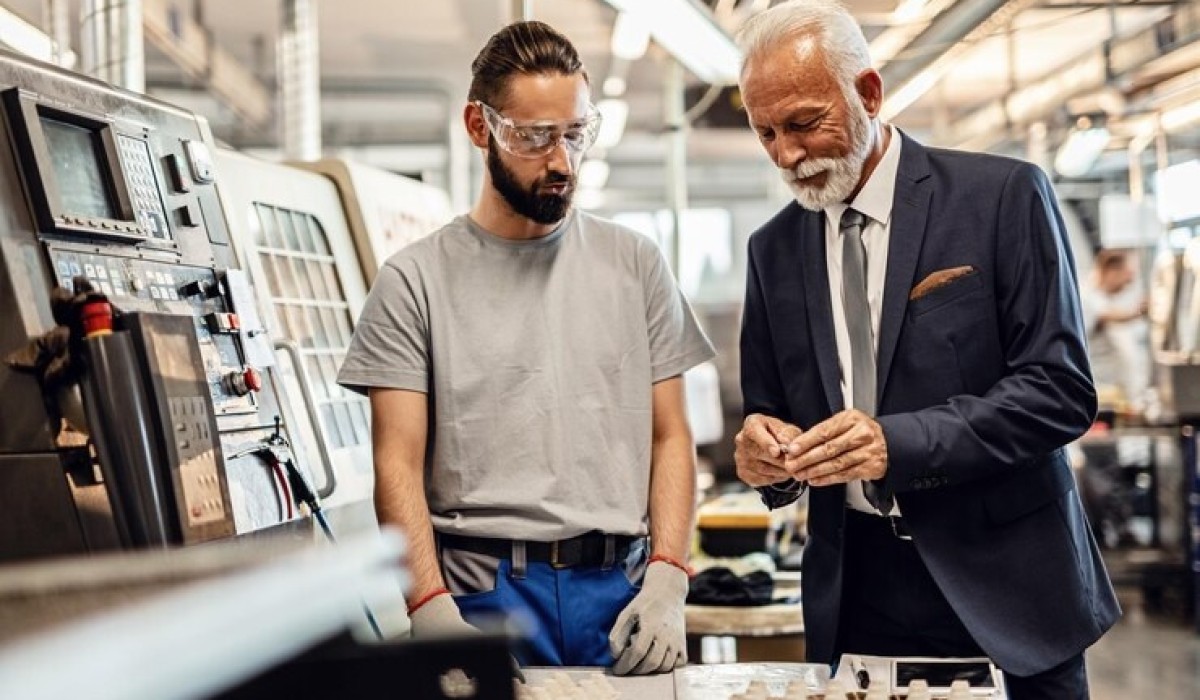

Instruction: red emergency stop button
[225,366,263,397]
[80,299,114,338]
[243,367,262,393]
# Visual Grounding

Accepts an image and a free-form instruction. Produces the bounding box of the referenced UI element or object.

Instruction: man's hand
[407,592,480,638]
[783,409,888,487]
[734,413,804,488]
[608,561,689,675]
[409,593,526,682]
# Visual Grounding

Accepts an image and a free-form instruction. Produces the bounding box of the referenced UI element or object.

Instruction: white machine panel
[215,150,374,519]
[295,158,454,285]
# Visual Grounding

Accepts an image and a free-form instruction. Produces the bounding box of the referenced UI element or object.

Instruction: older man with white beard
[732,2,1117,699]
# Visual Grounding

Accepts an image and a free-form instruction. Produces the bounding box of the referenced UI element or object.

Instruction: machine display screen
[39,116,116,220]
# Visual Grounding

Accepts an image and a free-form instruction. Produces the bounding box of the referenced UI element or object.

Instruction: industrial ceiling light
[611,12,650,61]
[601,0,741,85]
[1054,115,1110,178]
[870,0,954,66]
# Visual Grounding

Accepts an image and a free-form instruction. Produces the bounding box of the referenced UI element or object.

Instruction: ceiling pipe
[870,0,958,67]
[42,0,73,67]
[142,0,273,129]
[279,0,321,161]
[880,1,1028,93]
[951,4,1200,150]
[80,0,144,92]
[882,0,1038,119]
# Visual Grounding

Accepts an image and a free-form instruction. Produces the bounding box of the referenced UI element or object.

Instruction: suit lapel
[877,132,932,401]
[799,209,844,415]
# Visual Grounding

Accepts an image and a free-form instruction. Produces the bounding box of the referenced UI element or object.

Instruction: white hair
[736,0,872,94]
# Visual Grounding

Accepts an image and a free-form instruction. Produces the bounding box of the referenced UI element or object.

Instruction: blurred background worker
[337,21,714,674]
[1081,248,1151,413]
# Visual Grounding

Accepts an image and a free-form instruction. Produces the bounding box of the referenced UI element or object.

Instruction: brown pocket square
[910,266,977,301]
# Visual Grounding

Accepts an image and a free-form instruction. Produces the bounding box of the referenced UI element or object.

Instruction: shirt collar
[826,123,902,229]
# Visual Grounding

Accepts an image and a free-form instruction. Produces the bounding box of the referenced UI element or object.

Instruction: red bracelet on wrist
[407,587,450,615]
[649,554,694,577]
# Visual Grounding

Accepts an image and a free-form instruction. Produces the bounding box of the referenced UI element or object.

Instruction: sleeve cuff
[336,369,428,397]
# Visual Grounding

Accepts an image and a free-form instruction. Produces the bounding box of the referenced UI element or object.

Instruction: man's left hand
[783,409,888,487]
[608,561,688,675]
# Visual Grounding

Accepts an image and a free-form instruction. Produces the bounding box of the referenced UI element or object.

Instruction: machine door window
[253,203,369,451]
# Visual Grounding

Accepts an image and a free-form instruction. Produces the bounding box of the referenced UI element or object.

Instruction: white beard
[779,155,864,211]
[778,95,874,212]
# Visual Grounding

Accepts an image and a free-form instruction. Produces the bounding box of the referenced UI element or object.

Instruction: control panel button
[203,312,239,334]
[183,140,215,184]
[243,367,262,393]
[179,279,219,298]
[224,367,262,397]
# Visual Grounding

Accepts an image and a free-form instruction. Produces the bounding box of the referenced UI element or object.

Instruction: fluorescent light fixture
[1054,120,1110,178]
[880,68,939,121]
[1161,99,1200,133]
[869,0,953,65]
[611,12,650,61]
[601,0,741,85]
[595,99,629,149]
[579,159,611,189]
[603,75,627,97]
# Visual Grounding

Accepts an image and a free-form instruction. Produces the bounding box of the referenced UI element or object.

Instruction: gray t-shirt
[337,210,715,540]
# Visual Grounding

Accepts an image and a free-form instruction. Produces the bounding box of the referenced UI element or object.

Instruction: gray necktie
[840,208,893,513]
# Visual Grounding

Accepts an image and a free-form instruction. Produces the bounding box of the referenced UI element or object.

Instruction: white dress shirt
[823,124,902,515]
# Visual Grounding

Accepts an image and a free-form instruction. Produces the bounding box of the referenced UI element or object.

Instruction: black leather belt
[846,508,913,541]
[437,531,643,569]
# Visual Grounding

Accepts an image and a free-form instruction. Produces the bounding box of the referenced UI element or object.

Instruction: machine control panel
[47,246,260,417]
[169,395,227,526]
[0,53,304,557]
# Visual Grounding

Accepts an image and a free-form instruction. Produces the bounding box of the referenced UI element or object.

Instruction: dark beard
[487,140,574,225]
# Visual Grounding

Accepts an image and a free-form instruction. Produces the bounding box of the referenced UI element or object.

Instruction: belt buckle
[889,517,913,541]
[550,540,569,569]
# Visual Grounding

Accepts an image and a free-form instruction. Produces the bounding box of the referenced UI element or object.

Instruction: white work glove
[407,592,480,638]
[408,592,526,683]
[608,561,690,675]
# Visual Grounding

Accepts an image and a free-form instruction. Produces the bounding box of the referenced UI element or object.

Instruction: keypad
[117,135,170,240]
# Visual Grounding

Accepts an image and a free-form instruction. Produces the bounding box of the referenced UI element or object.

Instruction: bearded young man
[731,2,1117,699]
[337,21,714,675]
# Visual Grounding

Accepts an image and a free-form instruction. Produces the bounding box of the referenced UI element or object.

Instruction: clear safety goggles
[476,101,602,159]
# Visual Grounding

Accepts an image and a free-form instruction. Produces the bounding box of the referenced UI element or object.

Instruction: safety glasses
[476,101,602,159]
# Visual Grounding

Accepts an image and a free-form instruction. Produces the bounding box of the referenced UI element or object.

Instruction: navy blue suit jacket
[742,132,1119,676]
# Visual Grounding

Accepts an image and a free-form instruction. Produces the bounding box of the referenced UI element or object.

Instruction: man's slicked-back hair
[469,21,589,109]
[736,0,871,94]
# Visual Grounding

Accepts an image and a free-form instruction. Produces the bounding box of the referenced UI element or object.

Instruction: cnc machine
[0,50,311,560]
